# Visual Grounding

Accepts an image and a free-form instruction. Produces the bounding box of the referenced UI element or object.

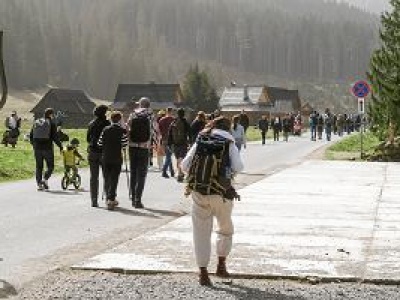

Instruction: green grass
[0,126,88,183]
[325,131,380,160]
[245,126,274,142]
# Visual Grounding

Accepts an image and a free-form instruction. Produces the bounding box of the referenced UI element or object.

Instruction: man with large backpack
[30,108,63,191]
[168,108,191,182]
[127,97,158,209]
[181,116,244,286]
[87,105,110,207]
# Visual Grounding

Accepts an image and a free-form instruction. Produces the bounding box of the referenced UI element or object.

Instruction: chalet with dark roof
[112,83,185,117]
[30,88,96,128]
[219,85,302,124]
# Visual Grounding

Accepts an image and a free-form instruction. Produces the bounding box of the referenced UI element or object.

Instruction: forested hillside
[0,0,379,111]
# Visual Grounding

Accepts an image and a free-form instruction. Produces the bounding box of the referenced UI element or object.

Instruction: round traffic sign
[352,80,370,98]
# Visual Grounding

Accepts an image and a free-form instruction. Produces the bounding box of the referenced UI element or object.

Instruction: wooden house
[111,83,185,119]
[219,85,302,124]
[30,89,96,128]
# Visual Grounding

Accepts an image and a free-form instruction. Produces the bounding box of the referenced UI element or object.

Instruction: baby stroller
[61,138,84,190]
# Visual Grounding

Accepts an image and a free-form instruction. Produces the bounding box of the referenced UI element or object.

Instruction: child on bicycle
[62,138,84,176]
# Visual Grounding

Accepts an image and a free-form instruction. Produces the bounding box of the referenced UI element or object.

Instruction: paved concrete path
[73,160,400,282]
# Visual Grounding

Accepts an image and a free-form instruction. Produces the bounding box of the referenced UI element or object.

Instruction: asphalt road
[0,133,336,291]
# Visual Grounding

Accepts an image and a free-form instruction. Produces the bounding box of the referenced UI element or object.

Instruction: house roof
[30,89,95,115]
[219,86,265,106]
[114,83,183,104]
[265,87,299,102]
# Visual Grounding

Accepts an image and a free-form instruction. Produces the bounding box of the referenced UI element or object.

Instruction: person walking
[127,97,158,209]
[282,114,292,142]
[231,114,246,151]
[258,115,269,145]
[168,108,191,182]
[271,116,282,141]
[86,105,110,207]
[239,109,250,133]
[181,116,244,286]
[30,108,63,191]
[158,107,175,178]
[190,111,207,142]
[97,111,128,210]
[309,111,317,141]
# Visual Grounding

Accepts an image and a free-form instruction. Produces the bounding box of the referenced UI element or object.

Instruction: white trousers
[191,192,234,268]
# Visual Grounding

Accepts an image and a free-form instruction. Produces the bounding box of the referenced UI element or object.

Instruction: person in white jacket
[231,114,246,151]
[181,116,244,286]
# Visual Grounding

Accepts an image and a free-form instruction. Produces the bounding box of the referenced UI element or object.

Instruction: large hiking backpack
[170,118,187,145]
[130,111,151,143]
[32,118,51,139]
[186,133,238,200]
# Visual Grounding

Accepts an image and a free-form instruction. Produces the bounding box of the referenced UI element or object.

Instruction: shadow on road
[45,190,87,196]
[0,279,18,299]
[211,282,306,300]
[107,207,162,219]
[144,208,186,217]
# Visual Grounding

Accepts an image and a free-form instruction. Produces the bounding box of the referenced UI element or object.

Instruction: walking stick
[123,148,131,200]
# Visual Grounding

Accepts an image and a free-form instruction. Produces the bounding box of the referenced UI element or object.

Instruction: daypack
[32,118,51,140]
[170,118,187,145]
[130,111,151,143]
[186,133,239,200]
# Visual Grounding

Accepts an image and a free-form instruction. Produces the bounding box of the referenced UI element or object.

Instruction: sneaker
[37,183,44,191]
[42,180,49,190]
[162,173,169,178]
[134,201,144,209]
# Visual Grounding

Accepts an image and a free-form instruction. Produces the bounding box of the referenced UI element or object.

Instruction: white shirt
[231,124,246,145]
[181,129,244,174]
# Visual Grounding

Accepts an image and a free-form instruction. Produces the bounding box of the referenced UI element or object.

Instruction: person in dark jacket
[258,115,269,145]
[239,110,250,133]
[190,111,206,143]
[30,108,63,191]
[168,108,192,182]
[97,111,128,210]
[86,105,110,207]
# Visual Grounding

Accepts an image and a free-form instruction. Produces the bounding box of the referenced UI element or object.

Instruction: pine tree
[182,64,219,112]
[368,0,400,142]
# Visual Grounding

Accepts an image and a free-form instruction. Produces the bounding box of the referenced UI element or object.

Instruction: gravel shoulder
[13,270,400,300]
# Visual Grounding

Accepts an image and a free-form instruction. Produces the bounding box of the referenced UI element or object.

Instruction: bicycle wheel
[73,174,81,189]
[61,176,69,190]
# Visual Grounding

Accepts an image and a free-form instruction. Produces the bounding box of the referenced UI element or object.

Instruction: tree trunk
[0,31,8,110]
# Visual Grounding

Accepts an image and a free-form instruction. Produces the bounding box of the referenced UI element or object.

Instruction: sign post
[351,80,370,159]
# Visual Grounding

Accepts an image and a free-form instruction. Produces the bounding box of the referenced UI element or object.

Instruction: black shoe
[162,173,169,178]
[42,180,49,190]
[177,174,184,183]
[134,201,144,209]
[91,201,99,208]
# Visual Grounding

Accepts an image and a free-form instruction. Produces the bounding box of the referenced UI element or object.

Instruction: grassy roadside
[0,126,88,183]
[325,131,380,161]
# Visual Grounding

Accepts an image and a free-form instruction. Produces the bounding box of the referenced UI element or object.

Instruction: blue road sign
[352,80,370,98]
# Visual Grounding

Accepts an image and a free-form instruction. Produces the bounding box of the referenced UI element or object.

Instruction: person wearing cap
[127,97,159,209]
[87,105,110,207]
